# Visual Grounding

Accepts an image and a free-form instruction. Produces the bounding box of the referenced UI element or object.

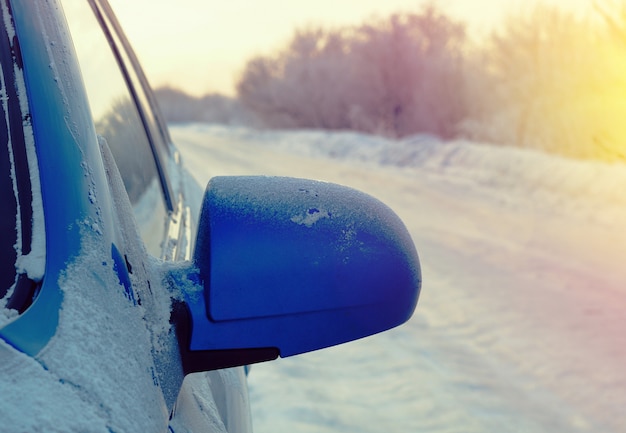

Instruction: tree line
[161,2,626,162]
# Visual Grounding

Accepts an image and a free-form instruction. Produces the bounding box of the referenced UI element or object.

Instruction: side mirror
[172,176,421,374]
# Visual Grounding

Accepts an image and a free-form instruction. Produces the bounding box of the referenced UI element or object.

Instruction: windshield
[0,92,18,305]
[0,1,41,322]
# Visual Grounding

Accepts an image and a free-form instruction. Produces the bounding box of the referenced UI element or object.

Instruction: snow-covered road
[172,124,626,433]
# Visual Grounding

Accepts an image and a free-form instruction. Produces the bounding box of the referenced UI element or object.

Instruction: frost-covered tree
[460,4,626,161]
[154,86,259,126]
[237,5,468,138]
[347,7,467,138]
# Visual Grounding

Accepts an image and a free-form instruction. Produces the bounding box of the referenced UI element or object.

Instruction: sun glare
[109,0,593,96]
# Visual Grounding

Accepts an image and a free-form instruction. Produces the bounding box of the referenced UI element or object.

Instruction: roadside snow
[173,123,626,433]
[175,124,626,228]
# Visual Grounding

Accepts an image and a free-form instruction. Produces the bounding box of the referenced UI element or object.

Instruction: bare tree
[236,5,468,139]
[459,4,625,161]
[155,86,259,126]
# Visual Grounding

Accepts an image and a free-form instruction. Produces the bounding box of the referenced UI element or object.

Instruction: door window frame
[87,0,175,211]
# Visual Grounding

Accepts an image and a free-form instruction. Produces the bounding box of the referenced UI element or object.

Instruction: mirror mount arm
[171,299,279,375]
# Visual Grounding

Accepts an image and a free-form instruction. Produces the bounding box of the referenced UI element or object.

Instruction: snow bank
[175,123,626,226]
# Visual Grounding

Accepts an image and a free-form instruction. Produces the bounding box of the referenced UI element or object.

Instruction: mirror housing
[172,176,420,374]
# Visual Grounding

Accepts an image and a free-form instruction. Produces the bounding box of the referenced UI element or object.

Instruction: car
[0,0,421,431]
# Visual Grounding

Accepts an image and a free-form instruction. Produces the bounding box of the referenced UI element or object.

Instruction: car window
[94,0,172,157]
[60,0,168,257]
[89,0,175,206]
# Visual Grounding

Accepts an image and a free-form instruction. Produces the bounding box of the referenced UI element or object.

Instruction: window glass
[93,1,174,205]
[60,0,167,257]
[97,3,171,154]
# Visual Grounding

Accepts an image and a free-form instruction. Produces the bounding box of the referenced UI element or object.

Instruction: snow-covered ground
[172,123,626,433]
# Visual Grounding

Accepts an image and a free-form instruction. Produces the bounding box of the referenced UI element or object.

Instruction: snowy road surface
[173,124,626,433]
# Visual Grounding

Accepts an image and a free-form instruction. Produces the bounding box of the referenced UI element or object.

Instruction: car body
[0,0,421,431]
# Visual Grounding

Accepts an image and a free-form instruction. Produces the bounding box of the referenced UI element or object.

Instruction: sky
[108,0,595,97]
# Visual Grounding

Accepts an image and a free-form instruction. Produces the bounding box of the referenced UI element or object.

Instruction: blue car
[0,0,421,431]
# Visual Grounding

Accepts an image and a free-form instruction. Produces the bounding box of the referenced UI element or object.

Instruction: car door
[59,1,253,431]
